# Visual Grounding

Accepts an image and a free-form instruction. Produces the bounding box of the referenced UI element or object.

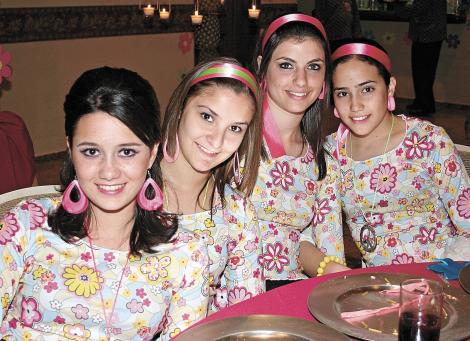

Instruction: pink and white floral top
[178,185,264,314]
[326,116,470,267]
[250,144,345,280]
[0,198,209,341]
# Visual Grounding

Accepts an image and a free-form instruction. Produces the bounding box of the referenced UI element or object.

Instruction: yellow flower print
[365,160,373,167]
[264,206,275,214]
[33,265,47,280]
[204,218,215,228]
[170,328,182,338]
[1,293,10,309]
[129,254,142,262]
[253,186,262,195]
[194,229,214,245]
[128,273,138,282]
[356,179,366,191]
[35,235,46,247]
[141,255,171,281]
[425,203,435,212]
[133,318,146,330]
[23,331,32,341]
[448,185,457,196]
[192,267,202,279]
[61,250,73,260]
[52,197,62,207]
[122,288,131,298]
[3,252,12,265]
[63,323,91,341]
[434,163,442,173]
[62,265,103,297]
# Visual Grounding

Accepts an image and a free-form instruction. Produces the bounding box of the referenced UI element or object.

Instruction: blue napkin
[427,258,470,280]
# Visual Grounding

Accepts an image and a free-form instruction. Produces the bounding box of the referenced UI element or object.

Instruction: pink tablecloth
[178,263,466,338]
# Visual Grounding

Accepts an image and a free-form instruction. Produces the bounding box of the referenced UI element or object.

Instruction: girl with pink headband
[325,39,470,267]
[251,13,348,289]
[159,57,264,313]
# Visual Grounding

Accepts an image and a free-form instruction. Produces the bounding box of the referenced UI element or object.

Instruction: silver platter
[308,272,470,341]
[174,314,350,341]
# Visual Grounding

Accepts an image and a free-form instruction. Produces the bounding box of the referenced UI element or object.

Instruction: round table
[176,263,468,340]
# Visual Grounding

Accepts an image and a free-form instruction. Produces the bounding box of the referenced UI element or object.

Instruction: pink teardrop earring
[334,107,340,118]
[387,96,396,111]
[233,151,241,185]
[62,179,89,214]
[318,82,325,100]
[137,170,163,211]
[163,135,180,163]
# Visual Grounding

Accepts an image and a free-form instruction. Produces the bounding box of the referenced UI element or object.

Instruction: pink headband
[261,13,328,53]
[331,43,392,73]
[191,63,259,102]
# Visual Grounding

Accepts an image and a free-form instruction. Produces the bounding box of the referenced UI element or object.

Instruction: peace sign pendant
[360,223,377,253]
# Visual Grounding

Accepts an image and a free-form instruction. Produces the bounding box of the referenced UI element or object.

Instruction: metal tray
[308,272,470,341]
[174,314,350,341]
[460,264,470,294]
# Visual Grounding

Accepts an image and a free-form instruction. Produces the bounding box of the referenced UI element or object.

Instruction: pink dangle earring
[387,96,396,111]
[318,82,325,100]
[163,135,180,163]
[62,179,89,214]
[137,170,163,211]
[233,151,241,185]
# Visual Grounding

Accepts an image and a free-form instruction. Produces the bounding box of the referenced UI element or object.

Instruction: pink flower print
[228,286,252,305]
[444,155,460,177]
[260,242,290,273]
[227,240,237,252]
[20,297,42,327]
[20,201,46,229]
[44,281,58,293]
[370,163,397,194]
[289,230,300,242]
[415,227,437,245]
[411,176,425,190]
[311,198,331,227]
[136,288,147,299]
[54,315,66,324]
[301,147,314,163]
[304,179,317,195]
[228,250,246,270]
[126,298,144,313]
[364,213,384,227]
[392,253,415,265]
[0,212,20,245]
[214,287,228,309]
[456,188,470,219]
[176,231,193,243]
[244,239,258,253]
[178,33,193,54]
[71,304,89,320]
[0,45,12,84]
[403,132,431,159]
[80,252,91,262]
[104,252,115,262]
[270,161,294,190]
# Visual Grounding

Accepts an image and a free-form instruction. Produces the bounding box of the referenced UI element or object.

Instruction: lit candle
[160,8,170,20]
[191,10,203,25]
[248,4,260,19]
[143,4,155,17]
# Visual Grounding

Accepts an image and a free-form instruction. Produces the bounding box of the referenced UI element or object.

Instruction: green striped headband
[191,63,259,101]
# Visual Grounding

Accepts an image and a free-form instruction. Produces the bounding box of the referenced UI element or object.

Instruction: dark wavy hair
[160,57,262,208]
[253,15,332,180]
[48,66,177,256]
[331,38,392,86]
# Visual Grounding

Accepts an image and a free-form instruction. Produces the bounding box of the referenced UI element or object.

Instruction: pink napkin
[340,282,430,322]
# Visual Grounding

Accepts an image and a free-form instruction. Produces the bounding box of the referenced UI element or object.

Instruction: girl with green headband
[157,57,265,314]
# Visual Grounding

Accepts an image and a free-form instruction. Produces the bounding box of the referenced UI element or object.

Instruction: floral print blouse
[250,144,345,280]
[0,198,209,341]
[325,116,470,267]
[178,185,264,314]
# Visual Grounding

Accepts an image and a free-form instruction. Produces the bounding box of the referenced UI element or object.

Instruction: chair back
[0,185,61,217]
[456,144,470,175]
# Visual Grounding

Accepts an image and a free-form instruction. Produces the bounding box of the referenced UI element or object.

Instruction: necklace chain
[349,114,395,218]
[163,175,212,212]
[88,236,129,340]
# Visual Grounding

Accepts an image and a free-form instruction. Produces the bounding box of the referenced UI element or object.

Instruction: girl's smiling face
[265,37,326,115]
[332,57,396,138]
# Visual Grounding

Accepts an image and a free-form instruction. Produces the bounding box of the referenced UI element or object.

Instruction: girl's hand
[325,262,349,274]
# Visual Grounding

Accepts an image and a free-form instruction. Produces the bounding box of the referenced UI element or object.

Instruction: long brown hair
[253,16,332,180]
[160,57,262,206]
